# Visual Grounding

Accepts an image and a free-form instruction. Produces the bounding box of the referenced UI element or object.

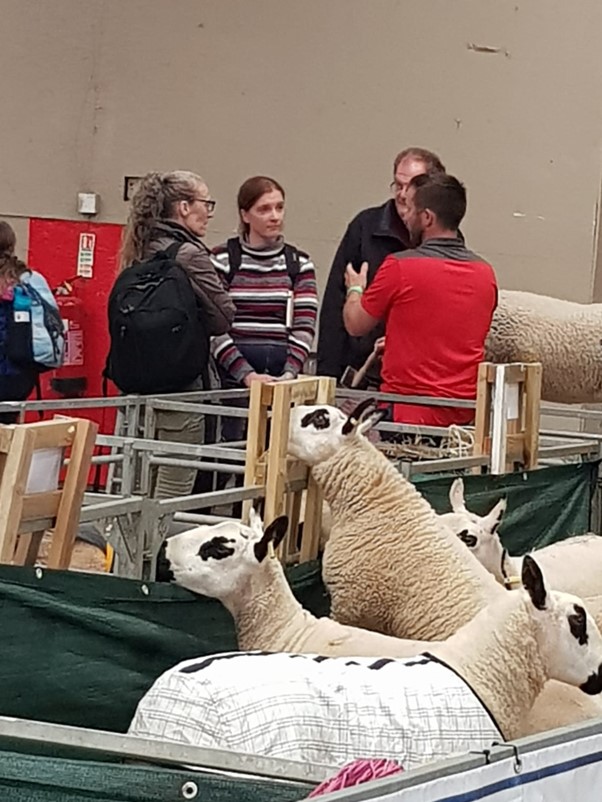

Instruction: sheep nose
[580,665,602,695]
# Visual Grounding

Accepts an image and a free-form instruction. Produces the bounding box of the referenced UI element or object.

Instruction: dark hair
[0,220,28,284]
[0,221,16,257]
[237,176,285,236]
[393,147,446,175]
[409,173,467,231]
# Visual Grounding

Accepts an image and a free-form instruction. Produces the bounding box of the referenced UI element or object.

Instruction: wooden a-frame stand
[0,417,98,568]
[243,376,335,563]
[473,362,542,474]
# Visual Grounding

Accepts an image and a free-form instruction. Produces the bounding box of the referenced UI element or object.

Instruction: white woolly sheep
[287,399,602,735]
[437,477,507,547]
[129,556,602,767]
[485,289,602,404]
[449,477,602,600]
[161,509,432,658]
[288,399,504,640]
[307,472,503,556]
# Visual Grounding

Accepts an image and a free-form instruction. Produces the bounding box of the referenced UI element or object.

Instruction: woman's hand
[243,372,274,388]
[272,371,295,382]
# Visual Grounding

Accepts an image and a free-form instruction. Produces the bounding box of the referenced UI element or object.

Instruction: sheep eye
[568,604,588,646]
[458,530,478,548]
[300,409,330,430]
[198,536,235,562]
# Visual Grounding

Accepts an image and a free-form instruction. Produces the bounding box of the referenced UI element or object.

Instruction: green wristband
[346,285,364,297]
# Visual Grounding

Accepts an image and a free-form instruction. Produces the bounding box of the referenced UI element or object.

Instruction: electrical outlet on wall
[77,192,99,215]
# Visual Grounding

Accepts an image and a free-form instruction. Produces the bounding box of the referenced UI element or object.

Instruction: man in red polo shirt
[342,173,497,427]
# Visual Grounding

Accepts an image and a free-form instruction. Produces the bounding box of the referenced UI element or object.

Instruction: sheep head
[159,512,288,601]
[439,478,507,581]
[522,555,602,694]
[288,399,386,465]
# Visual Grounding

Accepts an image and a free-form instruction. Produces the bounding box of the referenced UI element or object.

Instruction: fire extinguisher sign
[77,233,96,278]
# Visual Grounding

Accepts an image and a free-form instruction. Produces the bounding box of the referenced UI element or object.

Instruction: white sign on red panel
[77,232,96,278]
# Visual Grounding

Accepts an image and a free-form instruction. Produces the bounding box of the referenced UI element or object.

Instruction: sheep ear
[249,502,271,542]
[357,408,388,436]
[254,516,289,562]
[484,498,507,534]
[155,539,174,582]
[449,478,466,512]
[522,554,547,610]
[341,398,378,435]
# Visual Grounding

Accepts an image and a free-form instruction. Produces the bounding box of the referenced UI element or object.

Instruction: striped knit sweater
[211,238,318,384]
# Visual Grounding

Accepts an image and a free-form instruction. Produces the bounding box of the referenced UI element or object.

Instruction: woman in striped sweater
[212,176,318,439]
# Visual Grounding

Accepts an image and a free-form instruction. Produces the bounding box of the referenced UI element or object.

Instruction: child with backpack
[106,170,235,499]
[0,221,64,423]
[211,175,319,444]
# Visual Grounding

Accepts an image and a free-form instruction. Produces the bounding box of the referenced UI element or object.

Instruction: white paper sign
[77,232,96,278]
[26,448,62,494]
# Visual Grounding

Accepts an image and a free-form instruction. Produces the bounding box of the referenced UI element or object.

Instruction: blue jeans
[219,342,287,443]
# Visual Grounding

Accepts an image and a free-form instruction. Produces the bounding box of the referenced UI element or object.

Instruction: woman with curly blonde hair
[116,170,235,498]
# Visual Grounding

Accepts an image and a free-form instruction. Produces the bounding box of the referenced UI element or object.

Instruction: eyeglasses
[192,197,217,212]
[389,181,404,196]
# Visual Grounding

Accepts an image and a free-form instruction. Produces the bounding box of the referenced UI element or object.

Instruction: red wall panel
[27,218,124,437]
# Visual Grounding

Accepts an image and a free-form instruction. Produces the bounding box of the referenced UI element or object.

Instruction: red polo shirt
[361,237,498,426]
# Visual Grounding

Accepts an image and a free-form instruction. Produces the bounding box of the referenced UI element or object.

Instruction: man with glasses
[342,173,497,430]
[316,148,446,385]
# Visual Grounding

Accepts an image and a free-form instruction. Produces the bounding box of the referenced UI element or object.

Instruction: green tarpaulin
[413,461,598,554]
[0,748,307,802]
[0,559,329,734]
[0,463,596,736]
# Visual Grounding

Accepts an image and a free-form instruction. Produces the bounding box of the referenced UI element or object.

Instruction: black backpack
[223,238,303,285]
[105,242,209,395]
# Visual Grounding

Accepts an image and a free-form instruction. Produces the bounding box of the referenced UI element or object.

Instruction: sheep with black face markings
[130,555,602,766]
[287,399,602,735]
[449,477,602,604]
[437,477,507,551]
[161,509,432,657]
[288,399,503,640]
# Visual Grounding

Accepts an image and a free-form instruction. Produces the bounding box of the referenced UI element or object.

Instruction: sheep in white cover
[287,399,602,734]
[161,509,432,657]
[449,477,602,601]
[129,556,602,767]
[485,289,602,404]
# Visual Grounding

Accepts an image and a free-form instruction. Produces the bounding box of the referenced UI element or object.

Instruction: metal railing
[2,386,602,579]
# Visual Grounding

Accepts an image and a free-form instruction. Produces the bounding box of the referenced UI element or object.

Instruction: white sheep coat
[309,434,602,735]
[128,650,501,770]
[485,289,602,404]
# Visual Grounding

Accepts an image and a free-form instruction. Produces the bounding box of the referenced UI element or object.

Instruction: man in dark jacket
[316,147,446,384]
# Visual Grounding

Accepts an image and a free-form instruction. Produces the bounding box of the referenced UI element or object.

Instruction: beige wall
[2,0,602,302]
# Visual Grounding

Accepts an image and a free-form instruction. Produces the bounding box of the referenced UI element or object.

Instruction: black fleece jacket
[316,199,411,381]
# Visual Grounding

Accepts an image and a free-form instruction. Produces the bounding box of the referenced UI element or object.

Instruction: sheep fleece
[128,651,501,769]
[485,289,602,404]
